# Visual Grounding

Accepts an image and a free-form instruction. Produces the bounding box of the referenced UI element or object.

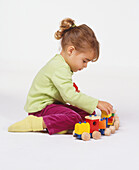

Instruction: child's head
[54,18,99,72]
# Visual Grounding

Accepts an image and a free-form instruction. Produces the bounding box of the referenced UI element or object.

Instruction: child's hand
[97,100,113,115]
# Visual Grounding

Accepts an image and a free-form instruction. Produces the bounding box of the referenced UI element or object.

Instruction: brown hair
[54,18,100,62]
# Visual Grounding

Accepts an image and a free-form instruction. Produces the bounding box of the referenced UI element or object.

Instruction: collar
[56,54,74,74]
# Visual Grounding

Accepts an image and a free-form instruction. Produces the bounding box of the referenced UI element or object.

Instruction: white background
[0,0,139,170]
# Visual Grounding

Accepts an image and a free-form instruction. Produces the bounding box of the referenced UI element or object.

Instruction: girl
[8,18,113,135]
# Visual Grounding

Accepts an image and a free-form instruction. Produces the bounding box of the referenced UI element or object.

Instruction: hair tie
[72,24,76,28]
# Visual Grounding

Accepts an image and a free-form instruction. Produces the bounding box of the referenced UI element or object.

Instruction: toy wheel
[81,132,90,141]
[104,128,111,136]
[73,130,76,137]
[92,131,101,140]
[114,121,120,130]
[109,126,115,134]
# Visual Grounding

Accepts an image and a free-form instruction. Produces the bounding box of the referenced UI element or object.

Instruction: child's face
[65,46,95,72]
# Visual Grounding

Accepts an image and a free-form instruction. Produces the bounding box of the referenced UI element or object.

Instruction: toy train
[73,110,120,141]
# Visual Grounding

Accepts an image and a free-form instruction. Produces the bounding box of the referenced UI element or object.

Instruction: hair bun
[54,18,76,40]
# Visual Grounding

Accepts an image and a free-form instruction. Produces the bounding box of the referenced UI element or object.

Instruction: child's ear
[67,46,75,55]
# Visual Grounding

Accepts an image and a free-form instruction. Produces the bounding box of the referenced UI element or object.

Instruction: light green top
[24,54,99,114]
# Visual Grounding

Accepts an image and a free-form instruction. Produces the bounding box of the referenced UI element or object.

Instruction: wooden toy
[81,132,90,141]
[104,128,111,136]
[85,115,100,133]
[109,126,116,134]
[92,131,101,140]
[114,121,119,130]
[73,110,120,141]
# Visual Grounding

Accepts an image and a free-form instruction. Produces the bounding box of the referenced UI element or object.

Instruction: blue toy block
[99,129,105,135]
[106,118,109,127]
[76,134,82,139]
[90,133,92,138]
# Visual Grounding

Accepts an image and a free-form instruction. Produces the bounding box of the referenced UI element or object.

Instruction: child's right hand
[97,100,113,115]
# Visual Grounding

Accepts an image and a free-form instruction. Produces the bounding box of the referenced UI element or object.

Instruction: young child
[8,18,113,135]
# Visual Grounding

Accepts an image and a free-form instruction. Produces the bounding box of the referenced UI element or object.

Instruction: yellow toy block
[101,110,112,118]
[75,122,90,135]
[108,122,113,126]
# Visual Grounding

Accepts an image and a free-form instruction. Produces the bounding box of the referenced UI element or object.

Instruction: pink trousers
[28,103,95,135]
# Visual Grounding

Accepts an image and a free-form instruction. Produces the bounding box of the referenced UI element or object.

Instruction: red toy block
[108,116,114,123]
[85,118,99,133]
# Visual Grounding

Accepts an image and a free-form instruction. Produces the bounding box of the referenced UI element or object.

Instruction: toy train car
[73,111,119,141]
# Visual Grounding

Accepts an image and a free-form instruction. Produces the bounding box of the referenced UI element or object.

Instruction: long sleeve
[51,66,99,114]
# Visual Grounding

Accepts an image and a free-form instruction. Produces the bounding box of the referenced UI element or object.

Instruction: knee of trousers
[67,111,82,123]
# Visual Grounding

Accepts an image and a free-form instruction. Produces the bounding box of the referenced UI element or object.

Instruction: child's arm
[72,83,113,115]
[51,66,98,114]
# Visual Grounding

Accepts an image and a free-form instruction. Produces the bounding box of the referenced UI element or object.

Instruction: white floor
[0,65,139,170]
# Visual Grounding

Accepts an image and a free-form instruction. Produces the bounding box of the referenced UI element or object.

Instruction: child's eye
[83,60,86,63]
